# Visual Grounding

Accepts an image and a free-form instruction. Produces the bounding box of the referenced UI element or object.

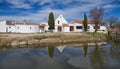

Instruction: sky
[0,0,120,23]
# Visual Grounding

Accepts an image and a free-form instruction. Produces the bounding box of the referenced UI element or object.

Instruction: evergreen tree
[48,12,55,31]
[83,12,88,32]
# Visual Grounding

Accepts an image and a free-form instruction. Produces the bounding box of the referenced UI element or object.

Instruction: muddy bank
[0,33,107,46]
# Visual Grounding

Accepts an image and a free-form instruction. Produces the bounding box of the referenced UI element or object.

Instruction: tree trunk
[95,28,97,33]
[94,23,98,33]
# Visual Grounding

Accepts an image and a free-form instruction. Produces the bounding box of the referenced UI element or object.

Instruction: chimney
[23,20,26,24]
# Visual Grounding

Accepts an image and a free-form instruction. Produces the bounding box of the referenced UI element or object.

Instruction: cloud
[0,5,92,23]
[0,0,3,2]
[103,4,120,9]
[0,0,120,23]
[6,0,32,9]
[29,0,72,6]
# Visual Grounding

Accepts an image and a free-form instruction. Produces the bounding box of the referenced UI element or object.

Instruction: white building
[54,15,69,32]
[53,15,107,33]
[39,22,49,32]
[0,14,107,33]
[72,20,107,33]
[0,20,39,33]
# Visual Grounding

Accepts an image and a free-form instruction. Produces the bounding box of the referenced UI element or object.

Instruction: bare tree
[90,7,104,33]
[115,22,120,32]
[107,16,118,29]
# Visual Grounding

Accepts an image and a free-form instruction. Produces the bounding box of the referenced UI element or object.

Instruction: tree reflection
[83,43,88,58]
[48,46,55,58]
[90,43,105,68]
[109,42,120,57]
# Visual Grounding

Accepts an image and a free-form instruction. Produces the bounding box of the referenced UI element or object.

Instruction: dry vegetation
[0,33,107,46]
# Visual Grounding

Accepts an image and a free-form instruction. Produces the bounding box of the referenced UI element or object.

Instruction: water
[0,42,120,69]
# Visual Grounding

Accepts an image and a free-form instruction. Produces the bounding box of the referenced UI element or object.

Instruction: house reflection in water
[57,46,66,53]
[48,45,66,58]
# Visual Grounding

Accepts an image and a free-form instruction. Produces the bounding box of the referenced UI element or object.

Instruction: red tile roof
[73,20,94,24]
[62,23,69,26]
[73,20,106,25]
[39,23,46,26]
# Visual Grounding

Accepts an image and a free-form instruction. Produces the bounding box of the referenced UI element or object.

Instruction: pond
[0,42,120,69]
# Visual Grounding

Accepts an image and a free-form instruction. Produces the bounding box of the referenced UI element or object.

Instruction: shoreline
[0,41,108,51]
[0,33,108,46]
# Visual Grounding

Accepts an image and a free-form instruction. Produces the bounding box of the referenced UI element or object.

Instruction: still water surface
[0,42,120,69]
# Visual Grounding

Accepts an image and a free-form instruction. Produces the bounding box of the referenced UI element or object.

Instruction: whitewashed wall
[88,24,95,32]
[0,20,7,32]
[100,26,107,31]
[39,27,44,32]
[39,23,49,32]
[53,25,58,32]
[39,26,49,32]
[0,19,107,33]
[45,25,49,31]
[55,15,68,26]
[73,23,83,32]
[54,15,69,32]
[88,24,107,32]
[6,25,16,32]
[98,26,107,33]
[15,25,39,33]
[63,26,69,32]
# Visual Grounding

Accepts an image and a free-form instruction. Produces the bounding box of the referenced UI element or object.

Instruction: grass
[0,33,108,46]
[0,38,13,46]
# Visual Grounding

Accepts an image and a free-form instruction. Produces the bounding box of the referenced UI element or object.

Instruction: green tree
[83,12,88,32]
[48,12,55,32]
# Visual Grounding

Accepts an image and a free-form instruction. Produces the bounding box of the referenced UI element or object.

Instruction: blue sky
[0,0,120,23]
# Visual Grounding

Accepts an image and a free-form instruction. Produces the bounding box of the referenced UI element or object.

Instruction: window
[88,26,90,29]
[76,26,82,29]
[94,26,100,29]
[30,27,31,29]
[58,21,59,24]
[9,27,11,28]
[17,27,19,29]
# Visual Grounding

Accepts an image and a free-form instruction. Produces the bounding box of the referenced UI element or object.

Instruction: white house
[0,20,8,32]
[54,15,70,32]
[40,15,70,32]
[52,15,107,33]
[0,14,107,33]
[72,20,107,33]
[0,20,39,33]
[14,23,39,33]
[39,22,49,32]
